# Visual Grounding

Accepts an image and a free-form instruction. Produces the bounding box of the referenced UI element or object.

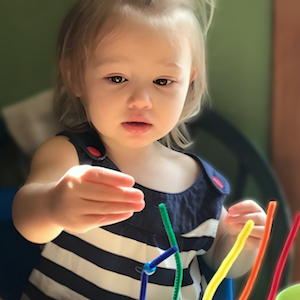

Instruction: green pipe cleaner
[159,203,183,300]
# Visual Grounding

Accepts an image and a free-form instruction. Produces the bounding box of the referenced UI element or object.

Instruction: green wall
[0,0,76,109]
[0,0,272,157]
[207,0,272,157]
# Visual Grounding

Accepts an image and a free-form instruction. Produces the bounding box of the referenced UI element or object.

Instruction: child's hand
[47,165,145,233]
[224,200,266,249]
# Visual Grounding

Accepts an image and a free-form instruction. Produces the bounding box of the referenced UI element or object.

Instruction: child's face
[83,16,196,150]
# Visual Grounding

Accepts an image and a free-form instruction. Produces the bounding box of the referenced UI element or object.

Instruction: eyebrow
[95,58,183,69]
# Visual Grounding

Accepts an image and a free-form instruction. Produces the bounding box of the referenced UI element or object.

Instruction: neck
[101,138,166,172]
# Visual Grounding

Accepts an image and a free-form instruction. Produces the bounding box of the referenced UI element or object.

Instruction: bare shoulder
[168,148,201,179]
[26,135,79,184]
[159,146,201,192]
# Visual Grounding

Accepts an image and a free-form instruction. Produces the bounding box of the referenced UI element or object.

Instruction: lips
[122,122,152,134]
[123,116,151,125]
[125,122,149,125]
[121,115,152,133]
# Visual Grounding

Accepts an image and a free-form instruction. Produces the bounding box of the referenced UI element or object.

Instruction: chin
[120,137,157,149]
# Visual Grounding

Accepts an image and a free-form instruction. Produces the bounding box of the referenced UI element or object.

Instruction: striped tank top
[22,128,230,300]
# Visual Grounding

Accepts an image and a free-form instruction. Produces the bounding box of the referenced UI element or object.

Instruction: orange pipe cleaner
[238,200,277,300]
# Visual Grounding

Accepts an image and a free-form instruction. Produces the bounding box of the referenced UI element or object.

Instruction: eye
[107,76,127,83]
[154,79,172,86]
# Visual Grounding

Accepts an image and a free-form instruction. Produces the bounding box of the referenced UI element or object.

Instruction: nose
[127,87,152,110]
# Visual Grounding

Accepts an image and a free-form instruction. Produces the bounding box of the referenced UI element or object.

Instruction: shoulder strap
[56,129,107,162]
[183,151,230,195]
[198,158,230,195]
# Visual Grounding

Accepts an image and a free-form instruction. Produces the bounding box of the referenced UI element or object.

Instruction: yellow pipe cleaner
[203,220,254,300]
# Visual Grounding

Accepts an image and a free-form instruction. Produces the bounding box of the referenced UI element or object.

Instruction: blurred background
[0,0,299,299]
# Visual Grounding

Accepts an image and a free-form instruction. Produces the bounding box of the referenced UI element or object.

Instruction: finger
[70,165,135,187]
[226,212,266,226]
[77,181,144,203]
[234,225,265,239]
[230,233,262,249]
[80,199,145,215]
[228,200,264,215]
[226,223,265,239]
[226,224,239,237]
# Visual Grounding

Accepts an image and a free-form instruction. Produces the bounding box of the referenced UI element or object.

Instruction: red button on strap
[212,176,224,189]
[87,146,101,157]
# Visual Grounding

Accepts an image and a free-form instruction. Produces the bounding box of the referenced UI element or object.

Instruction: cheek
[168,85,190,122]
[84,93,111,126]
[170,84,190,109]
[160,96,185,126]
[84,86,109,110]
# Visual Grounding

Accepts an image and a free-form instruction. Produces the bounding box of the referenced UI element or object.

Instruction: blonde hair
[54,0,216,149]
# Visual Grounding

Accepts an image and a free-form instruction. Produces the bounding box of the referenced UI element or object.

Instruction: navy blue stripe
[53,232,194,286]
[102,223,215,252]
[23,282,56,300]
[34,257,135,300]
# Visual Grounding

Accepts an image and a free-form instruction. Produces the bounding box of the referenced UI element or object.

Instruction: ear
[189,69,197,85]
[73,87,83,98]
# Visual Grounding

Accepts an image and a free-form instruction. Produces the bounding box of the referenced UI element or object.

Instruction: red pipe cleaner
[267,213,300,300]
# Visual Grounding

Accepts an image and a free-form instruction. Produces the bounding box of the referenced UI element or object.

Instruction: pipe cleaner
[239,200,277,300]
[267,213,300,300]
[139,246,178,300]
[159,203,183,300]
[203,220,254,300]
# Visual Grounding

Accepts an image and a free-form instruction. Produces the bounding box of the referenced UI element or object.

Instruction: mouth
[122,122,152,134]
[124,122,150,125]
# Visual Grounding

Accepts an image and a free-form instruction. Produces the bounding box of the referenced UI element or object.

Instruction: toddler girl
[13,0,266,299]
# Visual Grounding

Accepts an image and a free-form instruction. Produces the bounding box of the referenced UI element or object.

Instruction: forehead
[89,14,192,68]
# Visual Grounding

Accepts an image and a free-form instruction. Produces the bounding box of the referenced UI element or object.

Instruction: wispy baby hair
[54,0,216,149]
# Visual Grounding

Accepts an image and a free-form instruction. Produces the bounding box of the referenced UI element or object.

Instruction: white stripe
[188,257,202,297]
[181,219,219,238]
[201,274,208,293]
[38,243,202,300]
[197,249,206,256]
[66,228,200,269]
[29,269,89,300]
[41,243,141,299]
[146,282,174,299]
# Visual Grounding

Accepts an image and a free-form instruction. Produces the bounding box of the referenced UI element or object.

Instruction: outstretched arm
[12,136,144,244]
